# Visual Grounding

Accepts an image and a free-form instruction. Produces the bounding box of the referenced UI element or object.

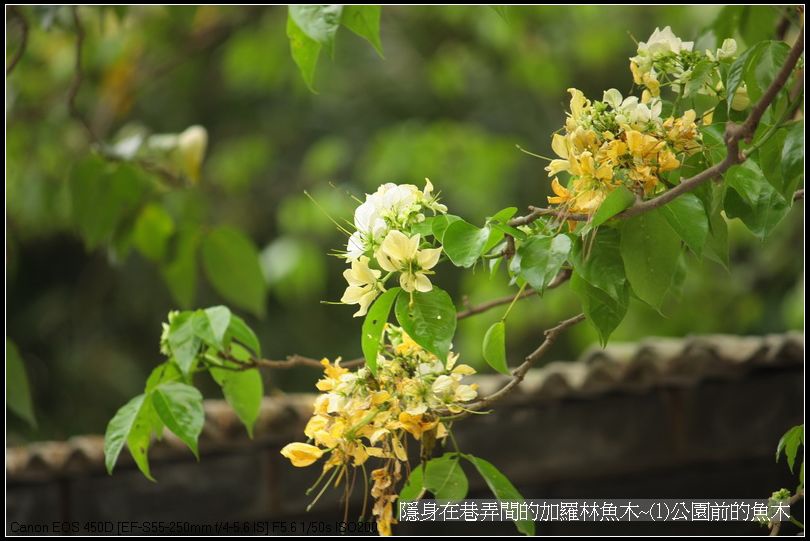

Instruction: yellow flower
[547,177,572,205]
[375,230,442,293]
[280,442,324,467]
[567,88,590,121]
[626,130,664,160]
[398,411,439,440]
[341,256,382,317]
[630,61,643,85]
[657,149,680,173]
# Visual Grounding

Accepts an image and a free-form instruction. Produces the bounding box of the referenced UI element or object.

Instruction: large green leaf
[423,453,468,501]
[7,340,36,427]
[132,203,174,262]
[659,193,709,256]
[104,394,145,475]
[746,41,790,103]
[70,157,146,249]
[126,397,162,481]
[395,287,456,361]
[513,234,571,294]
[442,219,490,268]
[226,314,261,357]
[570,229,626,302]
[591,186,635,228]
[210,347,263,438]
[286,13,321,92]
[161,229,199,308]
[781,120,804,198]
[431,214,462,242]
[464,454,535,536]
[399,463,426,502]
[201,226,267,317]
[619,209,682,310]
[482,321,509,375]
[192,306,232,348]
[361,287,401,375]
[570,272,629,346]
[726,41,765,113]
[724,161,790,240]
[151,382,205,458]
[776,425,804,473]
[167,311,201,375]
[341,5,382,56]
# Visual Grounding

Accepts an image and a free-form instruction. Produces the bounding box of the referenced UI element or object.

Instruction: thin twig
[510,28,805,227]
[6,6,28,75]
[794,189,804,201]
[253,355,365,370]
[456,269,571,319]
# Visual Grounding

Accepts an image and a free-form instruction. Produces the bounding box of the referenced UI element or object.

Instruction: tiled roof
[7,333,803,482]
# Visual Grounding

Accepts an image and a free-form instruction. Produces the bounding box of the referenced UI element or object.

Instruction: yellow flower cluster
[280,326,478,536]
[342,181,447,317]
[545,87,702,216]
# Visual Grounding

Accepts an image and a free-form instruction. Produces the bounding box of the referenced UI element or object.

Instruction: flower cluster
[545,27,715,217]
[341,181,447,317]
[280,326,478,535]
[629,26,744,107]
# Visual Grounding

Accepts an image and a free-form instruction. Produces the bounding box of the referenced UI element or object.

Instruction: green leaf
[619,209,682,310]
[192,306,232,348]
[399,463,426,502]
[432,214,462,242]
[167,311,201,375]
[746,41,790,103]
[395,287,457,361]
[685,59,715,96]
[226,314,261,357]
[514,234,572,293]
[591,186,635,228]
[210,355,263,438]
[776,425,804,473]
[423,453,468,501]
[152,382,205,458]
[132,203,174,261]
[442,219,490,268]
[362,287,401,375]
[724,161,790,240]
[161,229,198,308]
[286,13,321,92]
[570,272,629,346]
[127,398,161,481]
[341,5,382,56]
[104,394,145,475]
[570,229,626,302]
[726,41,764,113]
[145,362,184,394]
[201,226,267,317]
[70,157,146,249]
[464,454,535,536]
[659,193,709,256]
[758,128,788,196]
[781,120,804,198]
[482,321,509,375]
[7,340,36,427]
[289,5,343,50]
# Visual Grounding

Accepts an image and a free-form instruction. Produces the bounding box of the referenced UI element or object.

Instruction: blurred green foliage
[6,5,802,442]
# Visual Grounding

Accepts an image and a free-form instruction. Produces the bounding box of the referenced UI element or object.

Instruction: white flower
[375,230,442,293]
[603,88,623,110]
[716,38,738,61]
[454,384,477,402]
[431,375,456,397]
[638,26,693,58]
[340,256,382,317]
[422,178,448,213]
[177,125,208,183]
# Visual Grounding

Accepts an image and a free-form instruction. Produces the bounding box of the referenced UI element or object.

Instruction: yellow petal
[280,442,323,467]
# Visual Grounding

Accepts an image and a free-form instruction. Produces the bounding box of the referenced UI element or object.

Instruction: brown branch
[769,489,804,535]
[510,28,805,227]
[456,268,571,319]
[253,355,365,370]
[794,189,804,201]
[6,6,28,75]
[444,313,586,420]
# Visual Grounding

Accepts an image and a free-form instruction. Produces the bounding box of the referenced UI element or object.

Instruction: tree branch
[6,6,28,76]
[509,28,805,227]
[456,269,571,319]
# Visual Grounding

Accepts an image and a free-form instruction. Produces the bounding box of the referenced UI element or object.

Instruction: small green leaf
[776,425,804,473]
[395,287,457,361]
[7,340,36,427]
[201,226,267,317]
[514,234,571,293]
[341,5,382,56]
[226,314,261,357]
[432,214,462,242]
[488,207,518,224]
[192,306,232,348]
[659,193,709,256]
[726,41,764,113]
[289,5,343,50]
[619,209,682,310]
[132,203,174,262]
[145,362,185,394]
[152,382,205,458]
[167,311,201,375]
[781,120,804,198]
[570,272,629,346]
[362,288,401,375]
[442,219,490,268]
[104,394,146,475]
[210,347,263,438]
[591,186,635,228]
[464,454,535,536]
[424,453,468,501]
[286,13,321,92]
[127,398,161,481]
[724,161,790,240]
[483,321,509,375]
